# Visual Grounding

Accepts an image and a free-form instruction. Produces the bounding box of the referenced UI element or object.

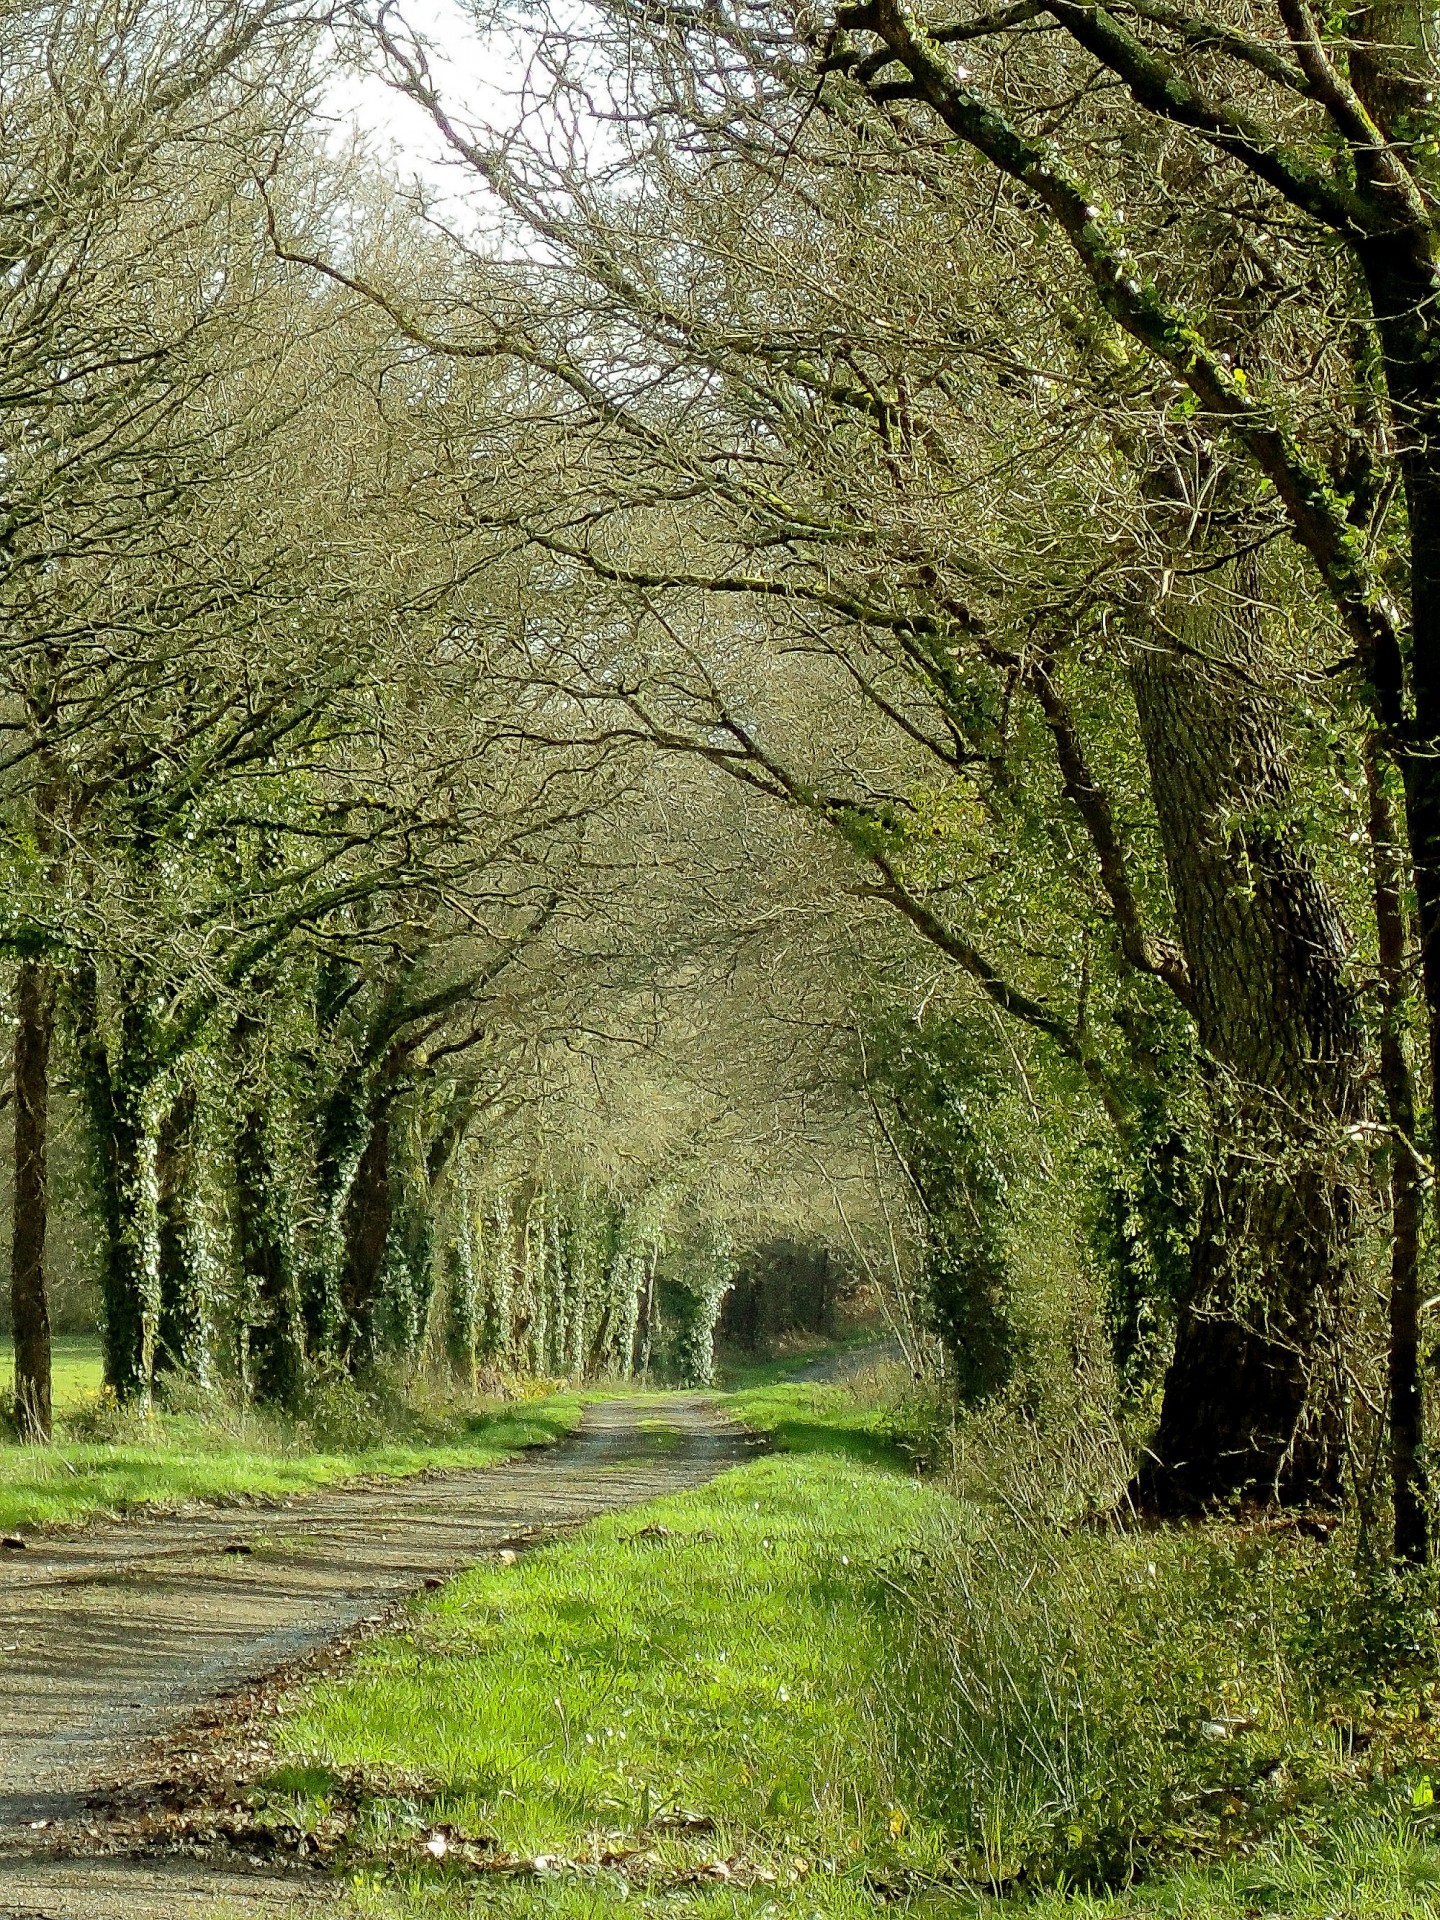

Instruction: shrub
[878,1412,1440,1892]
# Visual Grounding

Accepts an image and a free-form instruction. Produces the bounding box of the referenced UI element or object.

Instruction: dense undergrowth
[0,1341,582,1530]
[887,1494,1440,1892]
[239,1365,1440,1919]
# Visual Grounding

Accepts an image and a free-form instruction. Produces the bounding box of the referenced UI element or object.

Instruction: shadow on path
[0,1395,751,1915]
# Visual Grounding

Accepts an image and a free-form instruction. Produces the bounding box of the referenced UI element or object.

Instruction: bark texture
[10,959,56,1443]
[73,980,159,1406]
[1129,585,1365,1512]
[156,1088,210,1382]
[1367,744,1427,1561]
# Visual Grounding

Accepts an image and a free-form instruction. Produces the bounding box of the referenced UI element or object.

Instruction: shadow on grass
[754,1415,911,1471]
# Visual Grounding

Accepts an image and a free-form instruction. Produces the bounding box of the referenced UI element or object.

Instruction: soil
[0,1394,753,1918]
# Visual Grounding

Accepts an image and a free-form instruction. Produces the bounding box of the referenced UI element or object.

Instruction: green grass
[1010,1817,1440,1918]
[721,1369,945,1471]
[0,1383,585,1532]
[0,1331,105,1408]
[880,1505,1440,1888]
[252,1379,1440,1920]
[713,1325,893,1392]
[259,1422,950,1914]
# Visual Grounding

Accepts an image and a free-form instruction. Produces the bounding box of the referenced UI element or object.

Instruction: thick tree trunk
[1129,586,1365,1512]
[10,960,56,1443]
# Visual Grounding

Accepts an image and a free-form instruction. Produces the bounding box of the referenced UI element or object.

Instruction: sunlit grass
[721,1366,942,1471]
[261,1378,1440,1920]
[0,1331,105,1408]
[265,1445,949,1903]
[1012,1813,1440,1917]
[0,1385,585,1531]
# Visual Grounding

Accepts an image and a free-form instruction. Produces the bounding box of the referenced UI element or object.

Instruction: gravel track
[0,1394,752,1917]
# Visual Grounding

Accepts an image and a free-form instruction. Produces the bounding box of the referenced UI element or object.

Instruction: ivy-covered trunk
[383,1109,442,1358]
[234,1095,305,1408]
[308,1076,375,1366]
[481,1195,515,1362]
[340,1107,392,1364]
[10,959,56,1441]
[71,972,165,1405]
[155,1085,213,1383]
[1129,585,1365,1512]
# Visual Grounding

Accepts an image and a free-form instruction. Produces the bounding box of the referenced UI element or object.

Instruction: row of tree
[311,0,1440,1555]
[13,0,1440,1570]
[3,0,876,1437]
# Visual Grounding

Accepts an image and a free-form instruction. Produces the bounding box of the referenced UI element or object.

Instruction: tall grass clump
[876,1401,1440,1895]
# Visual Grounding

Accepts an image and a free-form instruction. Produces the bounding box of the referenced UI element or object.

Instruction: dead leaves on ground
[56,1767,824,1894]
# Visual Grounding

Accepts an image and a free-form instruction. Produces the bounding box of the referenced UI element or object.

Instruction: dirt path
[0,1395,750,1917]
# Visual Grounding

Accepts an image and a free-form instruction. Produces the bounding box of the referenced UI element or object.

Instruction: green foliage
[881,1495,1440,1892]
[866,1011,1028,1401]
[1085,1085,1199,1408]
[651,1220,736,1386]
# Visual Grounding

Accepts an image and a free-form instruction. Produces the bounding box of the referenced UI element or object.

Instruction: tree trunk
[155,1086,212,1384]
[71,976,159,1406]
[10,960,56,1443]
[1358,270,1440,1504]
[340,1108,392,1364]
[1129,582,1365,1512]
[307,1079,374,1365]
[1366,741,1428,1561]
[234,1098,305,1409]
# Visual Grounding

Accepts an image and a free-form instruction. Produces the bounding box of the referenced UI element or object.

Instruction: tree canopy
[3,0,1437,1562]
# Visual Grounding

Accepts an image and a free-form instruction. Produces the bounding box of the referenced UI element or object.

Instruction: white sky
[318,2,516,222]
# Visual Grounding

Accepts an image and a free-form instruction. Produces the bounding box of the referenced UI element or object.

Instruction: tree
[0,0,324,1427]
[806,0,1440,1540]
[342,0,1380,1509]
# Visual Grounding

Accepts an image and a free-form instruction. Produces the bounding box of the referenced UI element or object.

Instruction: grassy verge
[0,1374,585,1532]
[723,1363,946,1471]
[248,1383,947,1915]
[242,1378,1440,1920]
[713,1324,896,1392]
[882,1502,1440,1894]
